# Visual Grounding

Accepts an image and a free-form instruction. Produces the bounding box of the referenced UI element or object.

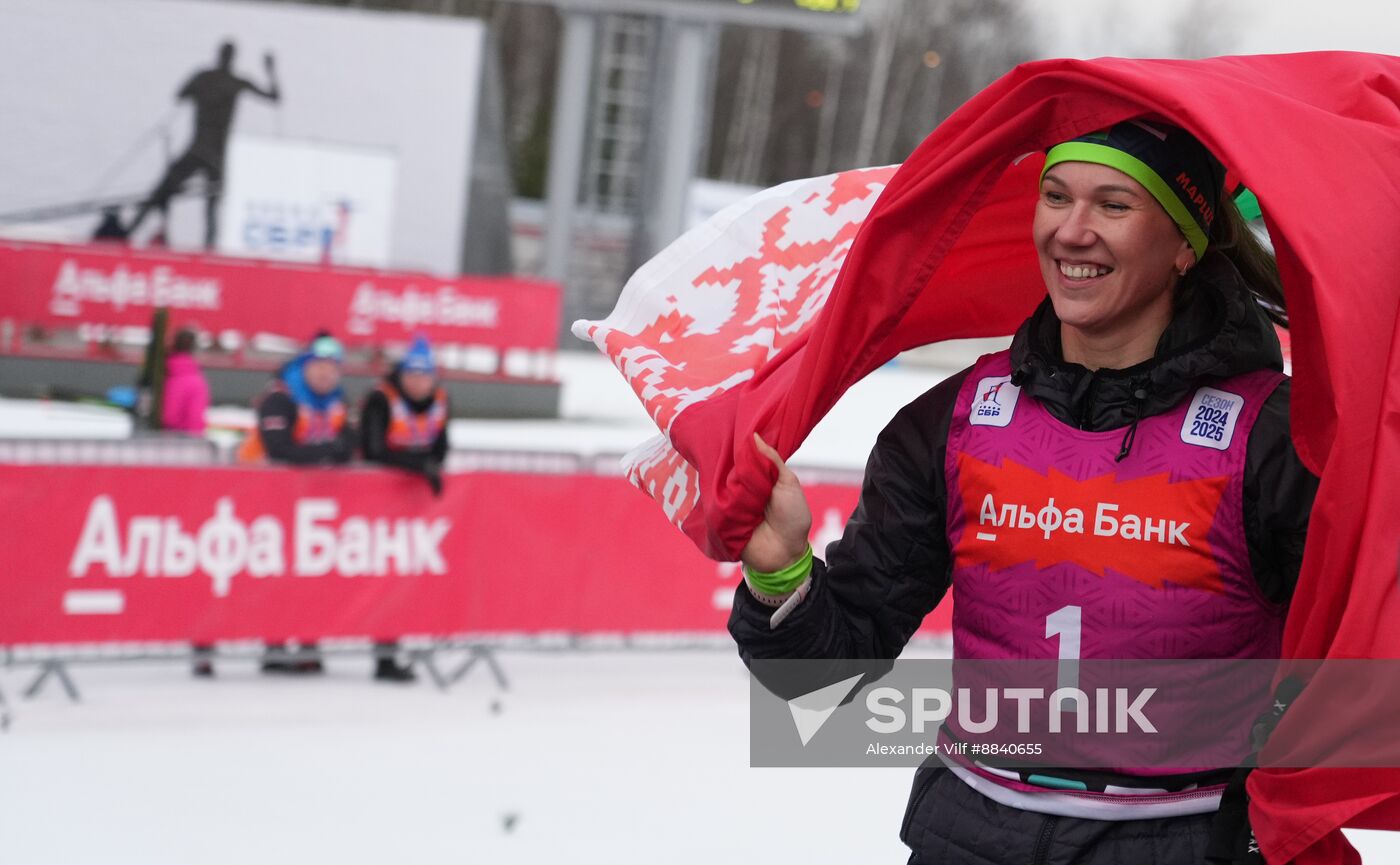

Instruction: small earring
[1178,265,1190,277]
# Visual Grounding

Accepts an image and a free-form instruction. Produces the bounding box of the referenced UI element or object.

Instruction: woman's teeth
[1059,262,1112,279]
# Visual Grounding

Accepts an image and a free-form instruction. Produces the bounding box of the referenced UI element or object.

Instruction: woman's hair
[172,327,198,354]
[1194,196,1288,328]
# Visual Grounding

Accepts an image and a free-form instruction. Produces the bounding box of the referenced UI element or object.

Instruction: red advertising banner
[0,240,561,352]
[0,464,953,646]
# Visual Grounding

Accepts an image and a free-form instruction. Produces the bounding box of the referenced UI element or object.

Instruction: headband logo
[1175,171,1216,228]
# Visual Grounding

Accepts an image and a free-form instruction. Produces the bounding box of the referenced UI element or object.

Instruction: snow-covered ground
[1,650,914,864]
[450,348,971,471]
[3,650,1395,864]
[0,397,133,439]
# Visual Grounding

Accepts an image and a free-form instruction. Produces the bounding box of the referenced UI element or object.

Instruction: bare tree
[718,28,783,184]
[809,35,849,176]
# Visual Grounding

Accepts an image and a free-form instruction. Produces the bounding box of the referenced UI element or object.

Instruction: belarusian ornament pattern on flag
[572,165,897,528]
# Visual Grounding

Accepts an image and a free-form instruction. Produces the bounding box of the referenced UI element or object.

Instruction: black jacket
[257,389,354,466]
[729,254,1318,664]
[359,372,449,476]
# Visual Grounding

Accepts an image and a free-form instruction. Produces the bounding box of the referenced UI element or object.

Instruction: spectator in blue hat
[238,332,356,466]
[359,335,449,496]
[358,335,449,682]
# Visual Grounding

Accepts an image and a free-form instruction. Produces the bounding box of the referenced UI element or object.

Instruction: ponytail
[1201,197,1288,328]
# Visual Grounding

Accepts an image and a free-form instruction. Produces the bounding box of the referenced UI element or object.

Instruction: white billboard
[0,0,484,275]
[219,136,397,267]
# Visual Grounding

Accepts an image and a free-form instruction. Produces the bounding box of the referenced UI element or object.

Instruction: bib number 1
[1045,605,1082,690]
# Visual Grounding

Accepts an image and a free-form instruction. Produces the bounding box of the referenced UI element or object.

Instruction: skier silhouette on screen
[126,41,280,248]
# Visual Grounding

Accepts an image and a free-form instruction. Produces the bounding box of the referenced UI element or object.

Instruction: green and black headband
[1042,120,1227,259]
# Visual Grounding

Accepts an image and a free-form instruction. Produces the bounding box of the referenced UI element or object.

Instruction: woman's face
[401,370,436,402]
[1033,161,1195,343]
[303,358,342,395]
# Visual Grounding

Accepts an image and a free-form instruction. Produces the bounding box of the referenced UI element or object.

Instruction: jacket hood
[1008,254,1283,432]
[279,353,345,411]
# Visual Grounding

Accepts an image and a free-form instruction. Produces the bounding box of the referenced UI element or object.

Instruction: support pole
[23,660,82,704]
[542,12,597,284]
[854,0,895,167]
[646,20,713,257]
[415,645,510,693]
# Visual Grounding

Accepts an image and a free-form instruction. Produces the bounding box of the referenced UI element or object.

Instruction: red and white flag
[573,166,898,536]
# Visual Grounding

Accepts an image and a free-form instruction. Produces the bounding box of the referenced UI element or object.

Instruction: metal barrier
[0,639,524,736]
[0,434,220,466]
[0,436,591,471]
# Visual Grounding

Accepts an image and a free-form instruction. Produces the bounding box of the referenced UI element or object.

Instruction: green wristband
[743,545,814,597]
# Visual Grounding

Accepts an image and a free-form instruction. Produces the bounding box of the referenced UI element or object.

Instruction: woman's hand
[741,433,813,573]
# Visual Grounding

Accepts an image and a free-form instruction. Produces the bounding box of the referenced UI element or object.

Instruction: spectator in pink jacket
[162,328,209,434]
[162,327,215,677]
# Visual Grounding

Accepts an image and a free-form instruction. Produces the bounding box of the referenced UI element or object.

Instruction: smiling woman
[730,119,1318,864]
[1037,159,1191,367]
